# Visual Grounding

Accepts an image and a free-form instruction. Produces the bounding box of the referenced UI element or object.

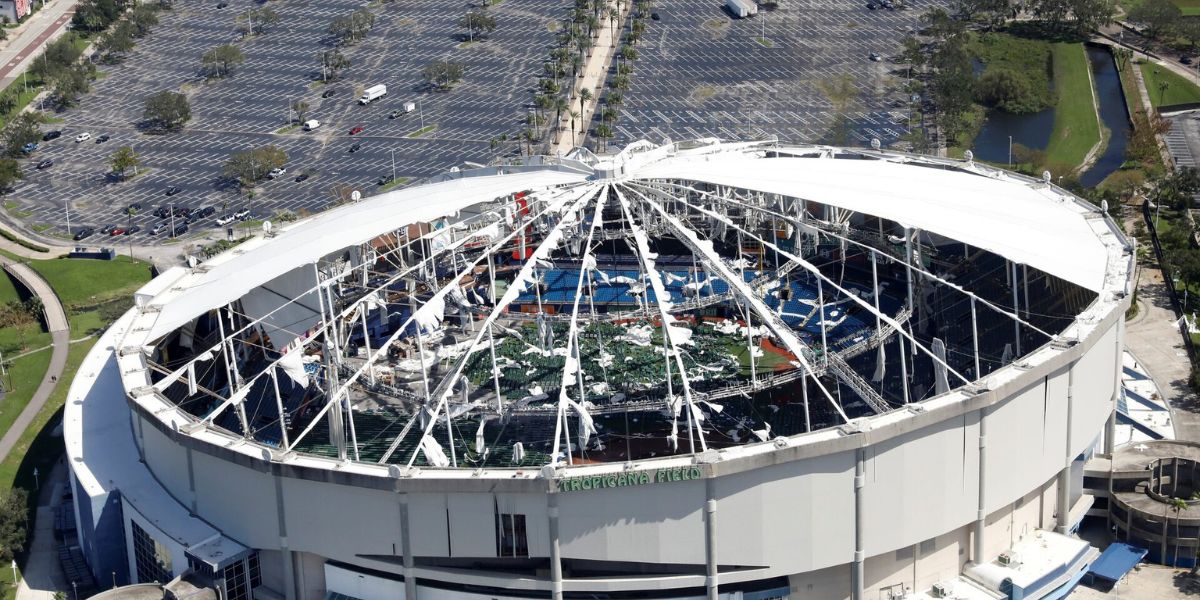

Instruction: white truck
[726,0,758,18]
[302,119,321,131]
[359,84,387,105]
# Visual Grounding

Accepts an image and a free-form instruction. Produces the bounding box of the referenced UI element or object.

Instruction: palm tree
[594,123,612,152]
[578,87,592,122]
[568,110,579,146]
[1171,497,1189,567]
[553,96,569,133]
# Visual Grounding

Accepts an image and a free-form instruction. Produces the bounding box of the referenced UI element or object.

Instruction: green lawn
[1045,43,1103,170]
[1172,0,1200,15]
[1139,62,1200,109]
[0,273,20,306]
[22,256,152,309]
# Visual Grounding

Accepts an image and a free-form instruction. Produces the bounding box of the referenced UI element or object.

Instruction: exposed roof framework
[139,141,1115,469]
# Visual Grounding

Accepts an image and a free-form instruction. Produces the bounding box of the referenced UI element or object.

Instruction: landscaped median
[1139,61,1200,109]
[1046,42,1104,170]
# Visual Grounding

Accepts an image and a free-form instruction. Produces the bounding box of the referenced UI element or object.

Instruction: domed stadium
[66,140,1133,600]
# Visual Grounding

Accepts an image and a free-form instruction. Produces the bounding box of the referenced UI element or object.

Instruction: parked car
[651,11,660,20]
[165,186,181,196]
[99,224,117,235]
[127,202,142,212]
[268,167,287,179]
[35,159,53,169]
[95,134,110,144]
[321,88,338,98]
[377,174,395,186]
[149,222,165,235]
[295,172,310,183]
[42,130,61,141]
[172,223,189,236]
[109,227,125,236]
[73,227,95,241]
[216,215,235,226]
[349,143,361,153]
[349,125,364,135]
[126,225,142,235]
[234,209,250,220]
[869,52,883,62]
[75,132,91,143]
[216,1,229,7]
[20,143,37,154]
[1183,56,1195,65]
[197,206,216,218]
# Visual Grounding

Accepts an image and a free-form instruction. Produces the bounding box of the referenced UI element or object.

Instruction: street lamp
[1008,135,1012,167]
[390,148,396,184]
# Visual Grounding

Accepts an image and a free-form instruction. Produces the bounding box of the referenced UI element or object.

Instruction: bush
[975,68,1049,114]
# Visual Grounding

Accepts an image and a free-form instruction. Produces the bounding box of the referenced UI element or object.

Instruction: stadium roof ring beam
[117,139,1131,474]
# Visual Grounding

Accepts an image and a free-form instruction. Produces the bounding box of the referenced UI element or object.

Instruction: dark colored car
[172,223,189,236]
[322,88,337,98]
[99,224,116,235]
[95,134,110,143]
[35,159,53,169]
[651,12,660,20]
[295,173,310,182]
[125,225,141,235]
[73,227,95,241]
[377,174,395,186]
[165,186,181,196]
[197,206,216,218]
[349,143,361,153]
[153,206,170,218]
[42,130,61,141]
[127,202,142,212]
[1184,56,1195,65]
[216,1,229,7]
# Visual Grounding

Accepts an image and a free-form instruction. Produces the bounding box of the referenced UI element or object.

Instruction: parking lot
[608,0,922,148]
[5,0,565,241]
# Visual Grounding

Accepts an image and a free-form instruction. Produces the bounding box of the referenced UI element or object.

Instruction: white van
[303,119,321,131]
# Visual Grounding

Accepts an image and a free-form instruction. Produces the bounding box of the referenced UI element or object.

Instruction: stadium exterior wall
[104,298,1122,598]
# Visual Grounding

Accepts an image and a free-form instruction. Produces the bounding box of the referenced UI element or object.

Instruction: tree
[459,10,497,40]
[0,301,34,350]
[72,0,128,32]
[578,87,592,129]
[594,122,613,151]
[129,4,160,37]
[818,74,860,146]
[0,489,27,563]
[2,113,44,158]
[142,90,191,131]
[200,44,244,78]
[240,6,280,36]
[98,20,136,57]
[1128,0,1181,40]
[975,69,1047,114]
[29,34,84,82]
[329,8,375,45]
[422,60,465,90]
[0,158,22,192]
[1070,0,1116,33]
[1180,18,1200,49]
[224,145,288,187]
[319,48,350,81]
[110,146,140,177]
[290,99,310,123]
[52,64,94,108]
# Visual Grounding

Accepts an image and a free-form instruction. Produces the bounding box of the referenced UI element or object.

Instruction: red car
[349,126,364,135]
[109,227,126,236]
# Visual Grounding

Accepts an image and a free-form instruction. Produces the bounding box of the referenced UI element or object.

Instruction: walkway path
[1124,266,1200,442]
[550,3,632,153]
[0,254,69,465]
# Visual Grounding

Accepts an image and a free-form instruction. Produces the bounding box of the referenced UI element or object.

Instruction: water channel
[969,45,1130,187]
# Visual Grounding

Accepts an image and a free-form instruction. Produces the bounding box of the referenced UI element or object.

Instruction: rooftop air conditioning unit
[930,582,951,598]
[998,551,1019,566]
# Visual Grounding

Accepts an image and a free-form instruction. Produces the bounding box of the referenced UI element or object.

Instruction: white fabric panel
[447,494,496,557]
[408,493,450,557]
[146,170,586,340]
[239,264,322,352]
[637,155,1109,291]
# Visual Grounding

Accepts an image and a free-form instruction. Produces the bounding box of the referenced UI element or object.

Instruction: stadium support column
[1010,262,1021,357]
[549,493,564,600]
[705,479,718,600]
[852,448,865,600]
[398,492,417,600]
[974,406,989,562]
[1105,319,1123,455]
[273,473,297,600]
[1057,368,1075,534]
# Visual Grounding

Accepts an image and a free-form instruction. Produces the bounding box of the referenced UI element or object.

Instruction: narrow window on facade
[495,513,528,557]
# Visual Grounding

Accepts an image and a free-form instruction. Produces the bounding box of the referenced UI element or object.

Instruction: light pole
[1008,135,1012,167]
[390,148,396,183]
[32,467,38,490]
[64,200,70,238]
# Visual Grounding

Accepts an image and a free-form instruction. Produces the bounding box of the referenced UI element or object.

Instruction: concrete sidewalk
[16,460,70,600]
[0,0,79,95]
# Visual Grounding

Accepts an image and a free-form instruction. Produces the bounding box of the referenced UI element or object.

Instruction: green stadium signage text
[557,466,702,492]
